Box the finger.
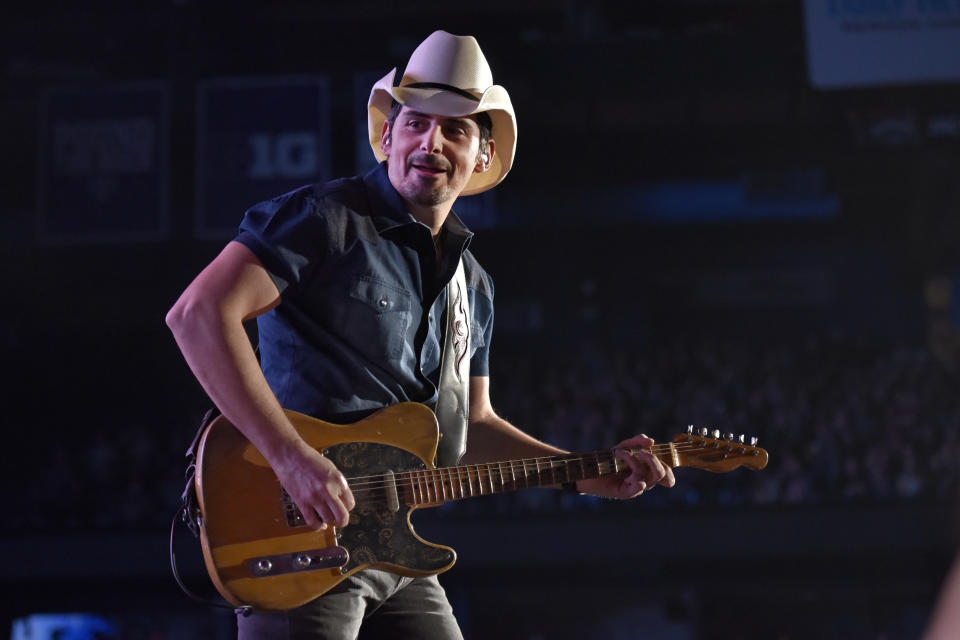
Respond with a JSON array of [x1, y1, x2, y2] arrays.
[[312, 499, 337, 530], [614, 449, 649, 497], [659, 464, 677, 488], [613, 433, 655, 450], [339, 476, 356, 512], [636, 450, 670, 487], [617, 448, 666, 490], [298, 500, 328, 530], [326, 491, 350, 528]]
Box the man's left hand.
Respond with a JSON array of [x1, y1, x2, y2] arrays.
[[576, 434, 676, 499]]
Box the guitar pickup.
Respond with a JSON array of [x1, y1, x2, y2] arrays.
[[247, 546, 350, 577]]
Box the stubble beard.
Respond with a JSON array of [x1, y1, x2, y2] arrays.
[[398, 172, 455, 208]]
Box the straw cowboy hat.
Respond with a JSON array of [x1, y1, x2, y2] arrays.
[[368, 30, 517, 196]]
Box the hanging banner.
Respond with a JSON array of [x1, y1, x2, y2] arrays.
[[804, 0, 960, 89], [39, 83, 169, 244], [196, 76, 331, 237]]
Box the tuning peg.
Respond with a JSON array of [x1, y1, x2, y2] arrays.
[[712, 429, 720, 439], [738, 434, 745, 444], [687, 425, 694, 435], [750, 436, 759, 446], [725, 433, 734, 441], [700, 427, 708, 437]]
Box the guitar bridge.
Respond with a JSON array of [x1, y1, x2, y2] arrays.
[[280, 488, 306, 527], [247, 546, 350, 578]]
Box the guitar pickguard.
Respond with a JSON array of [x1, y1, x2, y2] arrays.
[[325, 442, 454, 574]]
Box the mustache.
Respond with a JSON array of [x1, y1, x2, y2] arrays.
[[408, 153, 451, 172]]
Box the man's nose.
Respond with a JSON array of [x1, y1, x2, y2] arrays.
[[419, 123, 443, 153]]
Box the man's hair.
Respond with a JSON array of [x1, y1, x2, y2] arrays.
[[386, 100, 493, 156]]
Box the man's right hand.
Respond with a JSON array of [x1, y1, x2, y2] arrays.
[[274, 444, 356, 530]]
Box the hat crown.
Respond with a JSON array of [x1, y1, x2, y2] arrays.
[[399, 31, 493, 95]]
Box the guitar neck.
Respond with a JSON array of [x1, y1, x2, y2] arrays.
[[395, 447, 674, 507]]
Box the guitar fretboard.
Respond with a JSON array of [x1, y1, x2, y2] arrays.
[[388, 447, 673, 506]]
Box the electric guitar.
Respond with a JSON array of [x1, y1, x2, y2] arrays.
[[193, 402, 768, 611]]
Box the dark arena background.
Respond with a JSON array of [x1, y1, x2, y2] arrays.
[[3, 2, 960, 638]]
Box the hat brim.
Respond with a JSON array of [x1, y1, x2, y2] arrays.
[[368, 69, 516, 196]]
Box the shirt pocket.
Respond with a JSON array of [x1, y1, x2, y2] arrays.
[[345, 275, 412, 362]]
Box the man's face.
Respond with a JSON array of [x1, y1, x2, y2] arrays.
[[380, 106, 489, 208]]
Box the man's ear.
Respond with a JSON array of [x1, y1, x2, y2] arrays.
[[379, 120, 392, 156], [475, 139, 496, 173]]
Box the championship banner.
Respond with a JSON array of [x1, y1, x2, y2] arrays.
[[804, 0, 960, 89], [196, 76, 331, 237], [38, 83, 169, 244]]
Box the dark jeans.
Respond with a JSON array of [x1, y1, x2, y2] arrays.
[[236, 569, 464, 639]]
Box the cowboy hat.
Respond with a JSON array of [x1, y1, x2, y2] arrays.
[[367, 30, 517, 196]]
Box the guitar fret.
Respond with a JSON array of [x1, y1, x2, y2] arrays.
[[403, 471, 414, 505], [509, 460, 517, 492], [486, 463, 496, 493], [466, 465, 475, 496], [453, 467, 463, 500]]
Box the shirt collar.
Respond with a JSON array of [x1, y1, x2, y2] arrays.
[[362, 162, 475, 249]]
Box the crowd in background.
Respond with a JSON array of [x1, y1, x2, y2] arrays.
[[11, 323, 959, 535], [483, 328, 960, 516]]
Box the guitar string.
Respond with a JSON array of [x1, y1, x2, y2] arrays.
[[283, 442, 763, 518], [341, 442, 754, 495], [343, 442, 750, 492]]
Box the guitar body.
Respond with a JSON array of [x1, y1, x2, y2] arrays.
[[193, 401, 769, 611], [194, 402, 456, 611]]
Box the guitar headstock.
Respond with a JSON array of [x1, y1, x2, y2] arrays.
[[668, 427, 769, 472]]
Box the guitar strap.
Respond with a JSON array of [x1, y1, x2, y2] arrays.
[[434, 257, 470, 467]]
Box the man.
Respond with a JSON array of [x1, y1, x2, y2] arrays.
[[167, 30, 675, 639]]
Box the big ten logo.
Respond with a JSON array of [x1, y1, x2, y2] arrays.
[[247, 131, 319, 180]]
